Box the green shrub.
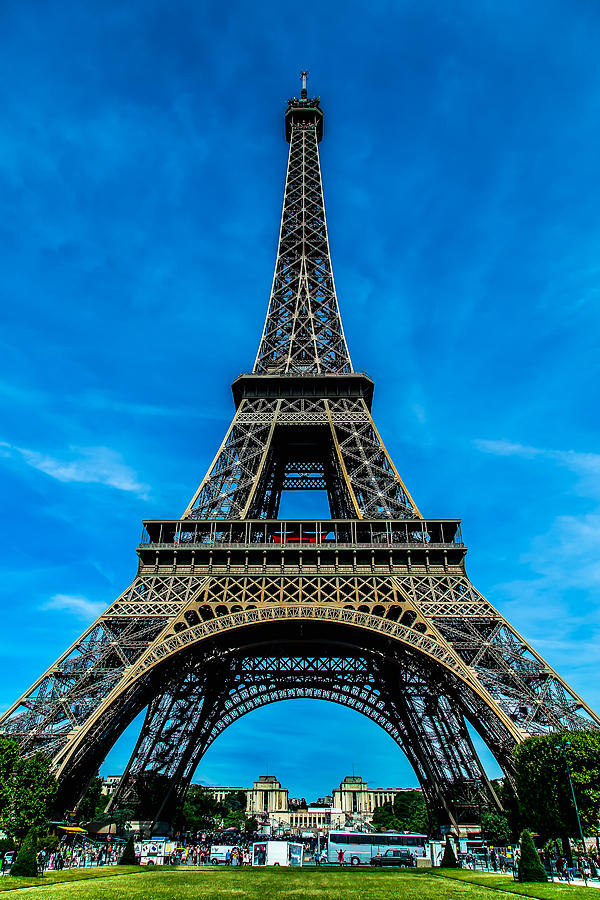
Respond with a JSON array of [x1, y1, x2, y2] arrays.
[[119, 834, 138, 865], [440, 836, 457, 868], [10, 829, 38, 877], [517, 830, 547, 882]]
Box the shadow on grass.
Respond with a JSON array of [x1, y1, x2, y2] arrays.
[[432, 867, 597, 899], [0, 865, 146, 892]]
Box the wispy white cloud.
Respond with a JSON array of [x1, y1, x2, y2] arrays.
[[478, 440, 600, 604], [475, 439, 600, 499], [41, 593, 105, 621], [475, 438, 600, 702], [475, 438, 600, 470], [2, 442, 150, 499]]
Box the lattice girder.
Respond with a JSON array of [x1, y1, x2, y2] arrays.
[[184, 398, 419, 520], [1, 551, 596, 818], [107, 651, 500, 826], [254, 109, 351, 375]]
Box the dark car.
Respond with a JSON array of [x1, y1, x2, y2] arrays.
[[370, 848, 415, 867]]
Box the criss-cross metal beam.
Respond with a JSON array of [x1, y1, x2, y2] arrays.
[[254, 93, 351, 375], [107, 651, 500, 827]]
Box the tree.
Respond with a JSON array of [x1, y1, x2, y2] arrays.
[[481, 811, 511, 845], [492, 778, 521, 840], [223, 808, 246, 830], [517, 830, 547, 883], [440, 836, 457, 868], [372, 803, 395, 831], [392, 790, 428, 833], [95, 807, 134, 837], [0, 738, 57, 841], [10, 828, 38, 877], [223, 791, 247, 813], [119, 834, 139, 865], [133, 771, 173, 820], [37, 831, 59, 852], [77, 776, 107, 821], [177, 785, 221, 833], [176, 785, 255, 835], [515, 731, 600, 852], [372, 791, 429, 834], [0, 837, 15, 856]]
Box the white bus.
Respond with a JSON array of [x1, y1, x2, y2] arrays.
[[327, 831, 428, 866]]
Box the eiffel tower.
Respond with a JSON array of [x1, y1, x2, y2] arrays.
[[2, 74, 598, 830]]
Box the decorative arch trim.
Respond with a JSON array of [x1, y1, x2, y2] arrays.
[[54, 603, 521, 777]]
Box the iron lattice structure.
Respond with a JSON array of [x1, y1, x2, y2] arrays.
[[1, 77, 598, 828]]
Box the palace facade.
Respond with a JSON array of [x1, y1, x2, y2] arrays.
[[99, 772, 416, 836], [204, 774, 414, 835]]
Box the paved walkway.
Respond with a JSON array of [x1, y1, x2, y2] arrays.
[[464, 868, 600, 890]]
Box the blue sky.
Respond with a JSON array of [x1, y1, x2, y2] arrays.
[[1, 0, 600, 801]]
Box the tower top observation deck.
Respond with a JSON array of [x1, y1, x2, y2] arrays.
[[285, 71, 323, 142]]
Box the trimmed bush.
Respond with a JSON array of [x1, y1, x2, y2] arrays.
[[10, 829, 38, 877], [440, 836, 457, 868], [517, 830, 547, 882], [119, 834, 138, 865]]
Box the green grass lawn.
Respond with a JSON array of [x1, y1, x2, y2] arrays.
[[1, 865, 597, 899]]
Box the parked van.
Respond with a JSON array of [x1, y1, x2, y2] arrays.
[[209, 845, 236, 865]]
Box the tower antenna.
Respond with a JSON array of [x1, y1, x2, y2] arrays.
[[300, 70, 308, 99]]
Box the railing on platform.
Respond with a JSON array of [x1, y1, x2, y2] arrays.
[[140, 519, 463, 550]]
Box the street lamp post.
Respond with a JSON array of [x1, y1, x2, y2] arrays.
[[560, 739, 586, 853], [559, 737, 588, 885]]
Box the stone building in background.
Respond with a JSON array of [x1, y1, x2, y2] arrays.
[[100, 771, 416, 835], [202, 773, 414, 835], [332, 775, 413, 818]]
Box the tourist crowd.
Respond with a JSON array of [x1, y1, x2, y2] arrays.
[[1, 840, 124, 875]]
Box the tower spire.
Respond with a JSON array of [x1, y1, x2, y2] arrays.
[[254, 84, 352, 374], [300, 70, 308, 99]]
